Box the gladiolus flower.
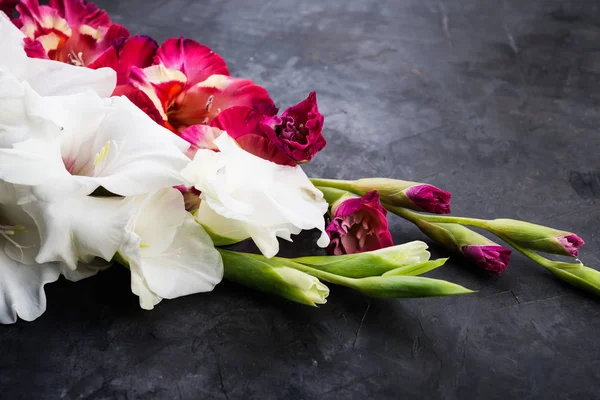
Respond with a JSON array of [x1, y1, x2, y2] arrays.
[[195, 92, 327, 165], [181, 133, 329, 258], [260, 92, 325, 163], [128, 37, 275, 132], [325, 191, 394, 255], [119, 188, 223, 310]]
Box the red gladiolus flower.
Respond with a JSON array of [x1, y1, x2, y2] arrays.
[[261, 92, 326, 163], [326, 191, 394, 255], [127, 37, 275, 132]]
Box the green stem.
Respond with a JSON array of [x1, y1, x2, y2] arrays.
[[384, 204, 489, 228], [310, 178, 354, 191]]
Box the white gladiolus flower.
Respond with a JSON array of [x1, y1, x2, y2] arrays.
[[119, 188, 224, 310], [0, 181, 111, 323], [181, 133, 330, 258]]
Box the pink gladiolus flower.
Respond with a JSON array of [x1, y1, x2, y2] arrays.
[[462, 245, 511, 275], [7, 0, 157, 86], [557, 234, 585, 257], [326, 191, 394, 255], [127, 37, 276, 133], [405, 184, 452, 214]]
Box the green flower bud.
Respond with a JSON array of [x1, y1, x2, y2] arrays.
[[291, 241, 431, 278], [219, 249, 329, 307]]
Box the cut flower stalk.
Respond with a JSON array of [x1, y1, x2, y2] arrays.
[[232, 251, 474, 300]]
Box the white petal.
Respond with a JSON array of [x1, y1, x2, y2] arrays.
[[22, 196, 134, 270], [183, 133, 329, 258], [196, 201, 250, 244], [89, 97, 190, 196], [0, 247, 61, 324], [130, 188, 186, 257], [120, 233, 162, 310], [140, 214, 223, 300]]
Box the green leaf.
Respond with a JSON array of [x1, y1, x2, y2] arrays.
[[349, 275, 475, 298], [382, 258, 449, 277]]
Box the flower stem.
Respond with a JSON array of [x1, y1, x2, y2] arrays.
[[384, 204, 489, 228]]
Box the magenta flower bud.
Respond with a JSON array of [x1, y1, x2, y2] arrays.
[[484, 219, 585, 257], [557, 234, 585, 257], [326, 191, 394, 255], [462, 245, 511, 275], [411, 220, 512, 274], [405, 184, 451, 214]]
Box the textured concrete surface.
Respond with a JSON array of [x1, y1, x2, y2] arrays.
[[2, 0, 600, 399]]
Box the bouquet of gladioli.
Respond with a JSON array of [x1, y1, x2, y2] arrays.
[[0, 0, 597, 324]]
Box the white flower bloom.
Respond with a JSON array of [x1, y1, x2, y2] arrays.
[[0, 12, 115, 98], [0, 181, 108, 324], [181, 133, 330, 258], [119, 188, 223, 310], [0, 93, 191, 202]]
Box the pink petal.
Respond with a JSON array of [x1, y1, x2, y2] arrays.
[[23, 37, 50, 59], [129, 65, 187, 126], [49, 0, 111, 29], [170, 75, 275, 128], [16, 1, 72, 40], [155, 37, 229, 87], [180, 124, 223, 151]]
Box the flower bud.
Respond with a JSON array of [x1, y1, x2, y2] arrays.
[[219, 249, 329, 306], [325, 191, 393, 255], [311, 178, 451, 214], [484, 219, 584, 257], [292, 241, 431, 278], [414, 220, 511, 274]]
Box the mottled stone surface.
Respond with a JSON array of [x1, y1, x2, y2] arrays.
[[2, 0, 600, 399]]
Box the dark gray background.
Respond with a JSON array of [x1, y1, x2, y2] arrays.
[[2, 0, 600, 399]]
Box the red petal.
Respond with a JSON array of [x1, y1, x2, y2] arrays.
[[155, 37, 229, 87], [170, 75, 275, 128], [209, 106, 263, 139], [0, 0, 18, 18], [112, 85, 164, 126], [236, 135, 296, 166], [88, 35, 157, 85]]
